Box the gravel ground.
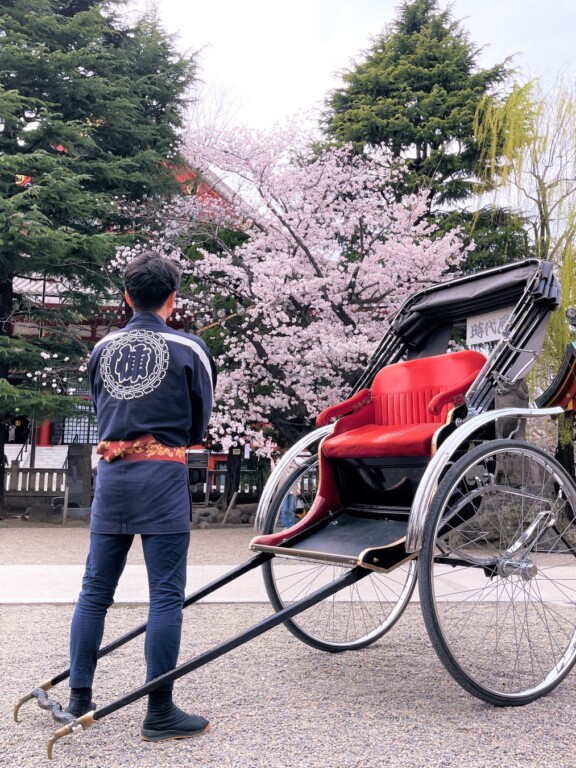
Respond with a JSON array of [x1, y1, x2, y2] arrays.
[[2, 523, 576, 767]]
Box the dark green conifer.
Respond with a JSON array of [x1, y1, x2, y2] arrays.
[[324, 0, 527, 268], [0, 0, 196, 504]]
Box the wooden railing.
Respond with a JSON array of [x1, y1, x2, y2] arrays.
[[4, 464, 67, 495], [190, 469, 264, 503]]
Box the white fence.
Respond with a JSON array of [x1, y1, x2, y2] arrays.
[[4, 467, 261, 499], [4, 466, 67, 494]]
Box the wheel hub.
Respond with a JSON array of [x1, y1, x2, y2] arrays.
[[497, 558, 538, 581]]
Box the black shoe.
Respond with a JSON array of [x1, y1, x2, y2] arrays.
[[142, 692, 210, 742], [141, 713, 210, 742], [65, 687, 96, 718]]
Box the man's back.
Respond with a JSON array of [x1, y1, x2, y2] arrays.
[[89, 310, 215, 447]]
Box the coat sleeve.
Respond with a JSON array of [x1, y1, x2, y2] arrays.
[[87, 349, 99, 416], [187, 340, 217, 444]]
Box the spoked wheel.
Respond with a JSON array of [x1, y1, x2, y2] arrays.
[[262, 456, 417, 652], [419, 439, 576, 705]]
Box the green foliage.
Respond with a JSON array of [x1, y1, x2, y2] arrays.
[[324, 0, 511, 207], [0, 0, 197, 426], [474, 83, 535, 186], [0, 334, 45, 369], [0, 377, 83, 422], [0, 335, 83, 421], [475, 78, 576, 263], [477, 77, 576, 458], [436, 207, 532, 272]]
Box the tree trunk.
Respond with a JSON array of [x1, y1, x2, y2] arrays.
[[0, 273, 13, 515], [221, 446, 242, 509], [270, 409, 310, 448]]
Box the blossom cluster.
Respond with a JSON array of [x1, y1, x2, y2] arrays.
[[27, 351, 88, 395], [111, 122, 468, 454], [181, 125, 467, 450]]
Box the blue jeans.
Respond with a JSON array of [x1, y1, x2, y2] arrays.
[[280, 493, 296, 528], [70, 531, 189, 691]]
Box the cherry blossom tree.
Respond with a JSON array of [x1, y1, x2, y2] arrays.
[[114, 124, 468, 453], [183, 126, 467, 448]]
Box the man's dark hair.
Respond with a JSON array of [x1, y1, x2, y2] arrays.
[[124, 252, 181, 311]]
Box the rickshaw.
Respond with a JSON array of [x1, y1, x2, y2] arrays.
[[14, 259, 576, 759]]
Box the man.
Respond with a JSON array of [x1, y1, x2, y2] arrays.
[[67, 252, 216, 742]]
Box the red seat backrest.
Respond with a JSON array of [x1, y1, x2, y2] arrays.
[[371, 350, 486, 426]]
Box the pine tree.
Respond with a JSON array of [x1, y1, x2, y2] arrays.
[[325, 0, 509, 204], [323, 0, 525, 268], [0, 0, 197, 507]]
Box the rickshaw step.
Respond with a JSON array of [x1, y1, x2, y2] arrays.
[[254, 509, 411, 572]]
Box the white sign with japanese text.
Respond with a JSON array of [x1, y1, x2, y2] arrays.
[[466, 308, 514, 346]]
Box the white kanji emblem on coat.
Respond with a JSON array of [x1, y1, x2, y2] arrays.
[[100, 330, 169, 399], [114, 343, 152, 384]]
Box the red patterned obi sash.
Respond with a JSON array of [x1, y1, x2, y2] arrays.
[[96, 434, 187, 465]]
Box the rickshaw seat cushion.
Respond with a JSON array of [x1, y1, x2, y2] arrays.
[[322, 422, 440, 457], [322, 350, 485, 459]]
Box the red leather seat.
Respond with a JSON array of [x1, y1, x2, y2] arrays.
[[321, 350, 486, 459], [250, 350, 486, 551]]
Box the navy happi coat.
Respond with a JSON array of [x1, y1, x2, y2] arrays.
[[88, 311, 216, 534]]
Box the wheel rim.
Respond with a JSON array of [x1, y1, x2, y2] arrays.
[[264, 457, 417, 650], [425, 443, 576, 701], [268, 556, 417, 649]]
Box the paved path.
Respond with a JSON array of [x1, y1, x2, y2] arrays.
[[1, 522, 575, 605], [0, 524, 266, 602], [0, 564, 273, 603]]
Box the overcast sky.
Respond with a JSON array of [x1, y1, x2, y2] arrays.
[[137, 0, 576, 129]]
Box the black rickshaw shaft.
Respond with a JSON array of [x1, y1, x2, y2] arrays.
[[18, 552, 272, 705], [91, 550, 271, 666], [53, 552, 271, 686], [93, 565, 369, 720], [46, 565, 369, 758]]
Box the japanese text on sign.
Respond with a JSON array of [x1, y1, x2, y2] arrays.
[[466, 308, 513, 345]]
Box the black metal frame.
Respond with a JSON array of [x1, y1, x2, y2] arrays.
[[14, 553, 370, 759], [354, 260, 560, 412]]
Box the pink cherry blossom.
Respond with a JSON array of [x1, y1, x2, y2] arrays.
[[115, 123, 468, 452]]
